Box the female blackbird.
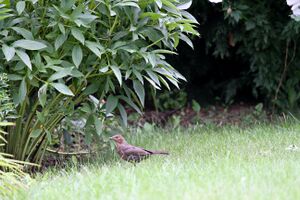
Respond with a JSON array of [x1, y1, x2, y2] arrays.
[[110, 134, 169, 163]]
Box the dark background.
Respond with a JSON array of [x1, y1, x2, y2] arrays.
[[154, 0, 300, 111]]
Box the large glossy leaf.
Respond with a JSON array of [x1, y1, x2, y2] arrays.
[[30, 129, 42, 138], [166, 76, 179, 89], [156, 0, 162, 8], [110, 65, 122, 86], [179, 33, 194, 49], [144, 76, 160, 90], [93, 116, 102, 136], [158, 75, 170, 90], [16, 1, 25, 15], [177, 0, 192, 10], [11, 27, 34, 39], [72, 45, 83, 67], [119, 96, 142, 114], [113, 1, 139, 8], [85, 41, 103, 58], [181, 11, 199, 24], [133, 80, 145, 106], [45, 129, 51, 143], [48, 68, 73, 82], [15, 50, 31, 70], [71, 28, 85, 44], [105, 95, 118, 115], [161, 0, 178, 10], [58, 23, 65, 35], [55, 34, 68, 50], [13, 40, 47, 50], [51, 83, 74, 96], [15, 78, 26, 105], [146, 69, 161, 86], [133, 70, 144, 84], [118, 104, 127, 127], [38, 84, 47, 107], [2, 44, 15, 61]]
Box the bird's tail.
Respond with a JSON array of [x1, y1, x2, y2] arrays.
[[150, 150, 169, 155]]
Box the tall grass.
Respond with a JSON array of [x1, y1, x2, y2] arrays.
[[13, 122, 300, 200], [0, 122, 31, 199]]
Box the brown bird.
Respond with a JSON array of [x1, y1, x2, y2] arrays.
[[110, 134, 169, 163]]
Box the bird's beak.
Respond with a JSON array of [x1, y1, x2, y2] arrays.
[[109, 137, 113, 140]]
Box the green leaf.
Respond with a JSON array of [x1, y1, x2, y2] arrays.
[[144, 76, 160, 90], [119, 96, 142, 114], [158, 75, 170, 90], [118, 104, 127, 127], [105, 95, 118, 116], [192, 100, 201, 113], [172, 69, 187, 81], [13, 40, 47, 50], [58, 23, 65, 35], [38, 84, 47, 107], [55, 34, 68, 50], [30, 0, 38, 4], [30, 129, 42, 138], [48, 68, 73, 81], [83, 83, 99, 95], [166, 76, 179, 89], [36, 111, 45, 123], [7, 74, 23, 81], [71, 28, 85, 44], [133, 70, 144, 84], [2, 44, 15, 61], [85, 41, 103, 58], [156, 0, 162, 8], [180, 33, 194, 49], [11, 27, 34, 39], [78, 13, 98, 23], [45, 129, 51, 143], [114, 2, 139, 8], [72, 45, 83, 67], [133, 80, 145, 106], [146, 69, 160, 86], [161, 0, 178, 10], [93, 116, 102, 136], [15, 78, 26, 105], [16, 50, 31, 70], [125, 70, 132, 80], [152, 49, 177, 55], [16, 1, 25, 15], [110, 65, 122, 86], [51, 83, 74, 96], [177, 1, 192, 10], [182, 11, 199, 24]]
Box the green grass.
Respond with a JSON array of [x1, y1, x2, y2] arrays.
[[13, 123, 300, 200]]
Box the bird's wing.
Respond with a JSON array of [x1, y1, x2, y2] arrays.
[[122, 145, 151, 156]]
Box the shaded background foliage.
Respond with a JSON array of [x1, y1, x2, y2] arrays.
[[161, 0, 300, 111]]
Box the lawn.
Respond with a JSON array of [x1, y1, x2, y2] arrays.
[[14, 122, 300, 200]]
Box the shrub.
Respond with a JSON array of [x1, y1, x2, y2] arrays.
[[0, 0, 198, 164]]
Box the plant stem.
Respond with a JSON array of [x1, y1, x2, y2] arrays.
[[146, 32, 176, 49]]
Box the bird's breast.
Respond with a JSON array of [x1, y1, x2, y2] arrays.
[[116, 144, 126, 158]]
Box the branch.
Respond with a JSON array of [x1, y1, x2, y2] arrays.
[[46, 148, 94, 155]]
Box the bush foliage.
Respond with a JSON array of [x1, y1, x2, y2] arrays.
[[0, 0, 198, 164]]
